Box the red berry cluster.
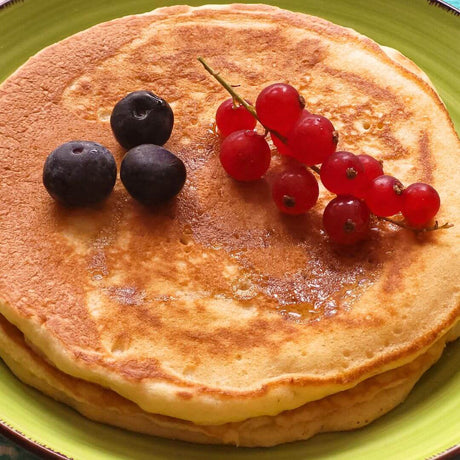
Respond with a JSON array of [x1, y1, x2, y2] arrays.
[[213, 80, 443, 245]]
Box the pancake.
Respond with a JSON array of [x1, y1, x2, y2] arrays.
[[0, 2, 459, 434], [0, 313, 458, 446]]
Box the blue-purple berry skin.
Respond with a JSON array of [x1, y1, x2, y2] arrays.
[[110, 91, 174, 149], [43, 140, 117, 206], [120, 144, 186, 206]]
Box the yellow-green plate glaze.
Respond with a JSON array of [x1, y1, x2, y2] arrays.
[[0, 1, 459, 458]]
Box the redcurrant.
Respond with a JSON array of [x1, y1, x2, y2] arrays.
[[219, 130, 271, 181], [272, 165, 319, 215], [402, 182, 440, 227], [256, 83, 305, 135], [215, 98, 256, 137], [320, 151, 369, 197], [323, 196, 370, 244], [365, 175, 404, 217], [357, 154, 384, 182], [271, 132, 294, 157], [287, 113, 338, 166]]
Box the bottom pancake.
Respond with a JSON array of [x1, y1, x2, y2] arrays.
[[0, 313, 457, 447]]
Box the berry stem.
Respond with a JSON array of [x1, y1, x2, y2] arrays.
[[198, 57, 259, 121], [378, 216, 453, 233], [198, 57, 287, 143]]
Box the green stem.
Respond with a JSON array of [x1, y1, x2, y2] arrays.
[[378, 217, 453, 233], [197, 57, 287, 143], [198, 57, 259, 120]]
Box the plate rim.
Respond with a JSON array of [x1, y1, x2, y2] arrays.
[[1, 414, 459, 460], [0, 417, 69, 460]]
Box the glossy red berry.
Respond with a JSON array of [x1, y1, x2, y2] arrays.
[[219, 130, 271, 181], [320, 151, 369, 197], [287, 113, 338, 166], [365, 175, 404, 217], [357, 154, 384, 182], [272, 165, 319, 215], [402, 182, 440, 227], [215, 98, 256, 137], [271, 132, 294, 157], [323, 196, 370, 245], [355, 154, 384, 199], [256, 83, 305, 136]]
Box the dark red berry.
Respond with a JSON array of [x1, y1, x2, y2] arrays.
[[365, 175, 404, 217], [323, 196, 371, 245], [320, 151, 369, 197], [215, 98, 256, 137], [402, 182, 440, 227], [287, 113, 338, 166], [272, 165, 319, 215], [219, 130, 271, 181], [256, 83, 305, 136]]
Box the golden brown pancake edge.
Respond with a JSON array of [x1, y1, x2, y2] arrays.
[[0, 313, 457, 446]]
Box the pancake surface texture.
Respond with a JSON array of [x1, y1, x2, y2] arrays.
[[0, 2, 459, 437]]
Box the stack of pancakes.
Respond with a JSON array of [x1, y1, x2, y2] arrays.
[[0, 4, 458, 447]]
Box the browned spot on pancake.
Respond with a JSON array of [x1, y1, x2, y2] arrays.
[[383, 260, 406, 295], [320, 66, 413, 160], [294, 38, 324, 68], [418, 131, 434, 183], [115, 357, 164, 381], [176, 391, 193, 400], [110, 333, 131, 354], [176, 317, 297, 358], [102, 300, 163, 335], [380, 228, 432, 295], [376, 130, 410, 160], [322, 66, 405, 104]]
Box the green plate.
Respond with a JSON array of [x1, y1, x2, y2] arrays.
[[0, 1, 459, 458]]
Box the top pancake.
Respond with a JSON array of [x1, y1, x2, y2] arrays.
[[0, 4, 458, 425]]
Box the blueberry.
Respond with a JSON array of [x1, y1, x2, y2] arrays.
[[120, 144, 186, 206], [110, 91, 174, 149], [43, 141, 117, 206]]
